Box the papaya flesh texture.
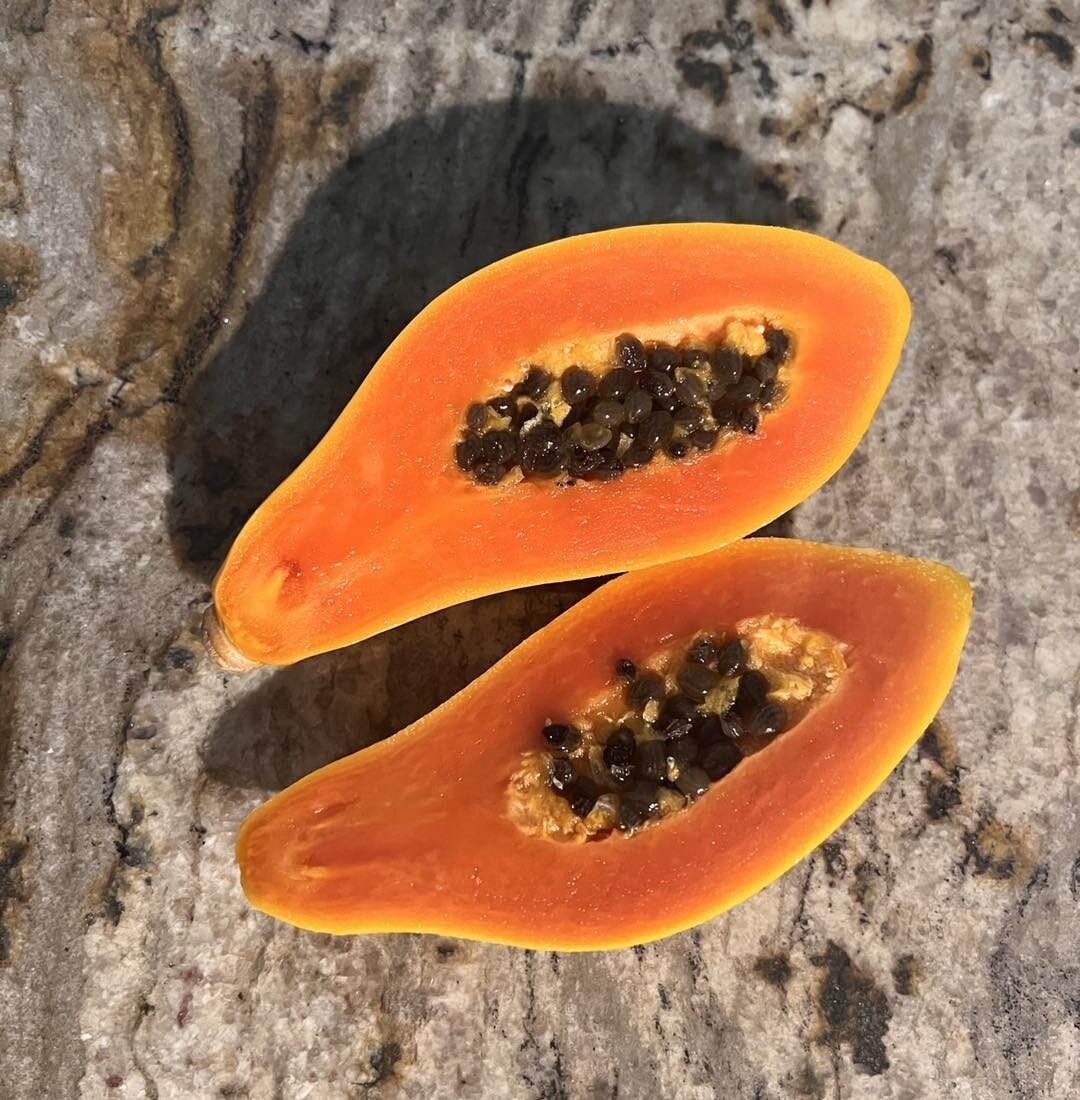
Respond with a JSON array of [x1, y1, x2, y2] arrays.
[[209, 224, 911, 667], [237, 539, 971, 950]]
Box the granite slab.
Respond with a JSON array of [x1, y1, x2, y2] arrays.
[[1, 1, 1079, 1097]]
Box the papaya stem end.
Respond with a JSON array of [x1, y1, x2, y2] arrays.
[[203, 605, 262, 671]]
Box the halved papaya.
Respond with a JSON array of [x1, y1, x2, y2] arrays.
[[237, 539, 971, 950], [206, 224, 911, 668]]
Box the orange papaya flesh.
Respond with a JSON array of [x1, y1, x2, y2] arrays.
[[210, 224, 911, 667], [236, 539, 971, 951]]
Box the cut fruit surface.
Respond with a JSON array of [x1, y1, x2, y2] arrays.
[[210, 224, 910, 667], [507, 613, 848, 842], [236, 539, 971, 951]]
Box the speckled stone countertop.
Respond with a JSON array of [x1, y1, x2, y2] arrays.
[[1, 2, 1078, 1097]]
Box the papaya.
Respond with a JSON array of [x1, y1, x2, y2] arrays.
[[237, 539, 971, 950], [205, 224, 911, 668]]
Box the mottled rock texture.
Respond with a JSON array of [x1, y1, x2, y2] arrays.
[[1, 1, 1079, 1097]]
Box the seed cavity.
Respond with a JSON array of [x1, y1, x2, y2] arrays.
[[508, 615, 847, 842], [454, 323, 794, 487]]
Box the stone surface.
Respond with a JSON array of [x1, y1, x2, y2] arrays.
[[1, 0, 1079, 1097]]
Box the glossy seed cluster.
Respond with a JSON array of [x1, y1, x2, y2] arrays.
[[543, 635, 789, 834], [454, 327, 792, 486]]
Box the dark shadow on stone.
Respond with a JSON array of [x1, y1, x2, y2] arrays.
[[202, 578, 603, 791], [179, 97, 809, 791], [167, 97, 803, 576], [750, 508, 797, 539]]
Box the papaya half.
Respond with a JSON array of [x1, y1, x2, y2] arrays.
[[205, 224, 911, 668], [237, 539, 971, 950]]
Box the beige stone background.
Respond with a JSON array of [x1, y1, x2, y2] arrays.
[[1, 1, 1079, 1097]]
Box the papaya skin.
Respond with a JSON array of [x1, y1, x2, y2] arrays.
[[236, 539, 971, 951], [209, 224, 911, 667]]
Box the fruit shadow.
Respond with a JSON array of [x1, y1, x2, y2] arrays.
[[178, 96, 808, 791], [202, 579, 605, 791]]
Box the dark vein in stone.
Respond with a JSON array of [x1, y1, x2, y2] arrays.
[[1, 46, 276, 540], [766, 0, 795, 35], [1024, 29, 1074, 66], [0, 408, 114, 561], [129, 994, 161, 1100], [0, 837, 30, 964], [676, 57, 729, 104], [505, 126, 549, 240], [493, 45, 531, 119], [790, 859, 814, 939], [7, 0, 50, 35], [3, 84, 26, 212], [0, 392, 80, 491], [559, 0, 596, 46], [290, 30, 332, 56], [161, 64, 277, 402], [99, 668, 154, 926], [0, 9, 203, 545], [129, 5, 194, 276], [892, 35, 934, 113]]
